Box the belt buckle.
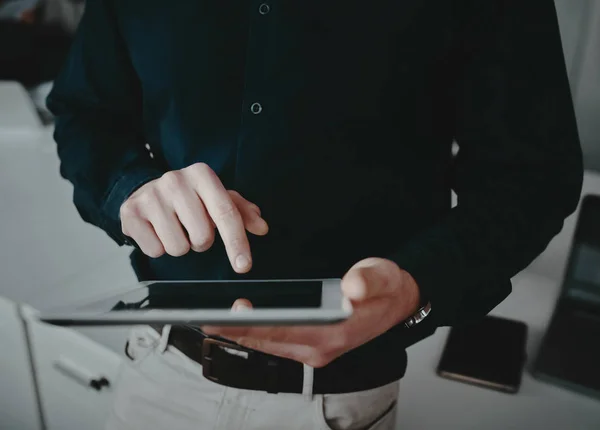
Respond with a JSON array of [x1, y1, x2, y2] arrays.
[[201, 338, 251, 384], [201, 337, 281, 393]]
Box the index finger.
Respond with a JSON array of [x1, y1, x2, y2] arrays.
[[192, 168, 252, 273]]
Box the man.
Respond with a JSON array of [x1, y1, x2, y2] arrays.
[[47, 0, 583, 428]]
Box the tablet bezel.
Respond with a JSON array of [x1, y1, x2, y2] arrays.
[[36, 278, 352, 326]]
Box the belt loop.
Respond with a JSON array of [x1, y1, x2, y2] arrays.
[[157, 324, 172, 354], [302, 364, 314, 400]]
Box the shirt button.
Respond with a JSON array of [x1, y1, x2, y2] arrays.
[[259, 3, 270, 15], [250, 102, 263, 114]]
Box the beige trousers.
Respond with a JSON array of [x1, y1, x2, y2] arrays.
[[104, 326, 400, 430]]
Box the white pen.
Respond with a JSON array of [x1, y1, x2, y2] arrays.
[[53, 356, 110, 391]]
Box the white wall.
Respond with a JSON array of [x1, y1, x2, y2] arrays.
[[555, 0, 600, 171], [574, 1, 600, 171]]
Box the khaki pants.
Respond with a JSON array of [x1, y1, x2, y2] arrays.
[[104, 326, 400, 430]]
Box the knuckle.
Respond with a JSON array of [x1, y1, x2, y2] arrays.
[[166, 241, 191, 257], [143, 246, 165, 259], [228, 190, 241, 198], [160, 171, 184, 189], [316, 330, 347, 357], [330, 328, 350, 352], [120, 219, 132, 236], [188, 162, 212, 176], [216, 201, 238, 220], [191, 235, 215, 252], [308, 354, 332, 369], [229, 236, 246, 252], [137, 188, 160, 206], [237, 337, 257, 350], [119, 201, 139, 220]]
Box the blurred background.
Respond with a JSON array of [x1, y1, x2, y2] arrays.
[[0, 1, 599, 430]]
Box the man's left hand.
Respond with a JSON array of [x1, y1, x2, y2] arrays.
[[203, 258, 421, 368]]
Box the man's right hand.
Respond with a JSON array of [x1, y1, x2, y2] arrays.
[[119, 162, 269, 273]]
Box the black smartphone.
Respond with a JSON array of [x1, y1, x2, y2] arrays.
[[437, 315, 528, 394]]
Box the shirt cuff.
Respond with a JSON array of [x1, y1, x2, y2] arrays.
[[387, 243, 450, 348], [388, 228, 512, 338], [390, 254, 454, 326]]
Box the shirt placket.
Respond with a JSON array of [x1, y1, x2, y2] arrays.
[[240, 1, 277, 125]]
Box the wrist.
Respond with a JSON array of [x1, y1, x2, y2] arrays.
[[385, 258, 422, 326], [401, 269, 421, 316]]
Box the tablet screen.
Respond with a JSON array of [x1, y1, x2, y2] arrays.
[[117, 281, 322, 311], [55, 280, 324, 313]]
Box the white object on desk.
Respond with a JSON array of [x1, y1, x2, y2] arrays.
[[54, 355, 111, 391]]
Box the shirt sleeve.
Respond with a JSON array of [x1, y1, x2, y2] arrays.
[[46, 0, 165, 246], [390, 0, 583, 340]]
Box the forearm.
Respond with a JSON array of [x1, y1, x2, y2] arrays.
[[391, 0, 583, 335], [51, 110, 164, 243], [47, 0, 165, 244]]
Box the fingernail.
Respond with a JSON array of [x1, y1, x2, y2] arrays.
[[257, 218, 269, 234], [235, 254, 251, 270], [234, 303, 251, 312]]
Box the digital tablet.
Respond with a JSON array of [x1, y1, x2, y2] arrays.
[[36, 279, 352, 326]]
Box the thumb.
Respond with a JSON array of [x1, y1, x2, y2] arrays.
[[341, 258, 403, 302]]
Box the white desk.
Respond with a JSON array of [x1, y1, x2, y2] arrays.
[[0, 296, 124, 430], [20, 305, 123, 430], [0, 297, 43, 430]]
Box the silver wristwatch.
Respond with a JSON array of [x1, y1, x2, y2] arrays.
[[403, 302, 432, 328]]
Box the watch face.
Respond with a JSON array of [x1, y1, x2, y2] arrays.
[[406, 303, 431, 328]]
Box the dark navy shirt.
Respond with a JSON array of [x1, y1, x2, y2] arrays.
[[47, 0, 583, 381]]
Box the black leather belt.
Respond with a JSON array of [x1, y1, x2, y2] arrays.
[[155, 324, 304, 394], [125, 324, 398, 394]]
